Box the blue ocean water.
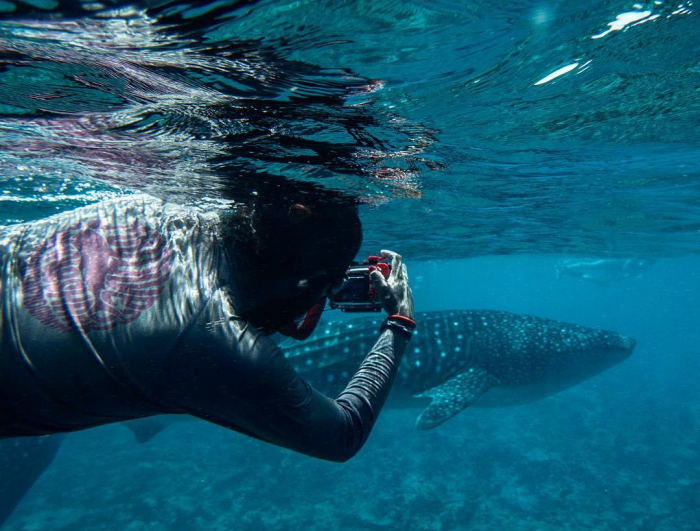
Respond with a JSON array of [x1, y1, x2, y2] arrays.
[[1, 1, 699, 530], [6, 257, 700, 531]]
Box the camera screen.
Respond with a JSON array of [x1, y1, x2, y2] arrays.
[[332, 275, 369, 304]]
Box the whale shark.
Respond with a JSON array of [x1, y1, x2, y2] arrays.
[[283, 310, 636, 429], [0, 310, 635, 525]]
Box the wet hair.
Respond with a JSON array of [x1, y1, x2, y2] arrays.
[[221, 175, 362, 289]]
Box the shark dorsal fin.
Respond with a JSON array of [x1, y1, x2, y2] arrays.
[[415, 368, 500, 430]]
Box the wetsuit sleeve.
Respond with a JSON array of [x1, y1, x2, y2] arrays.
[[159, 306, 408, 462]]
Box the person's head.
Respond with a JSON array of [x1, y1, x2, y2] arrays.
[[221, 176, 362, 335]]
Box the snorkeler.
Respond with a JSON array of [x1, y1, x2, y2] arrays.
[[0, 181, 414, 462]]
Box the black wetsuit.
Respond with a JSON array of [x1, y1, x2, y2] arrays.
[[0, 196, 407, 461]]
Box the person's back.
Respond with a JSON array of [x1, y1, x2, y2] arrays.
[[0, 187, 415, 462], [0, 195, 222, 435]]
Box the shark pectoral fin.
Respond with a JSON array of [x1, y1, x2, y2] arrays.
[[414, 369, 499, 430]]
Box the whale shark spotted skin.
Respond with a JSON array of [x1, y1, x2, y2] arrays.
[[0, 310, 635, 522], [284, 310, 636, 429]]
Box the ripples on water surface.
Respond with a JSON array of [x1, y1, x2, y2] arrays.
[[0, 0, 698, 258]]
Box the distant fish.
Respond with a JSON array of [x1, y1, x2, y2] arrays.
[[285, 310, 636, 429], [555, 258, 655, 284]]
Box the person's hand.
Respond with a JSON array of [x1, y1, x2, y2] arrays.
[[370, 250, 414, 320]]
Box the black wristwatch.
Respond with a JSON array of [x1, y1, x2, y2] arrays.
[[380, 315, 416, 339]]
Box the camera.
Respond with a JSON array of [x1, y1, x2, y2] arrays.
[[329, 255, 391, 312]]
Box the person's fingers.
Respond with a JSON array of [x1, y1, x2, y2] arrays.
[[394, 260, 402, 282], [381, 250, 402, 280], [370, 269, 389, 293], [380, 249, 397, 270]]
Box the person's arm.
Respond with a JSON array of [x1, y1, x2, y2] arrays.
[[158, 250, 413, 462], [164, 316, 409, 462]]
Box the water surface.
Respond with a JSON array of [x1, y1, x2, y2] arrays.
[[1, 0, 697, 258]]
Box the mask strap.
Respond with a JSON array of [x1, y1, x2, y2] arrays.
[[278, 297, 327, 340]]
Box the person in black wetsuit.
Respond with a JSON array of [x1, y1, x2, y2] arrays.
[[0, 182, 414, 462]]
